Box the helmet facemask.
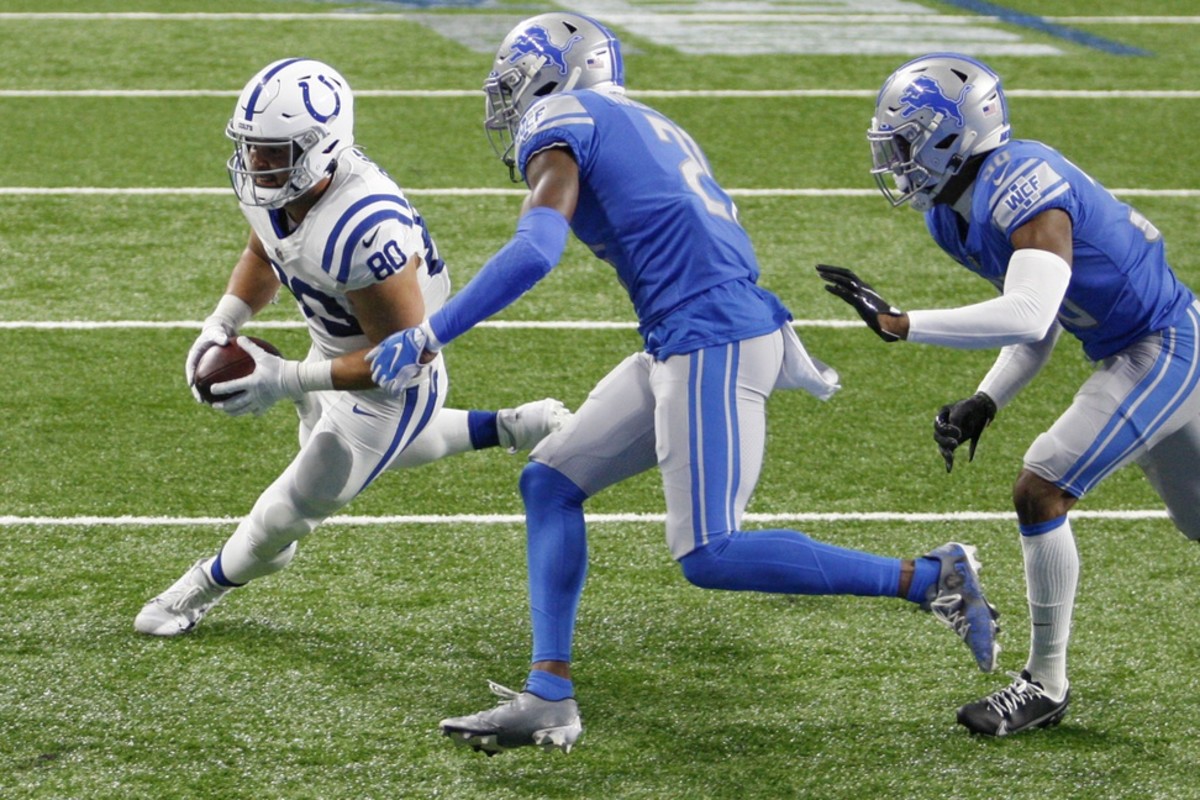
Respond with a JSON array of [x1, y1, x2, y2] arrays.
[[484, 61, 584, 175], [869, 117, 974, 212], [226, 126, 328, 209]]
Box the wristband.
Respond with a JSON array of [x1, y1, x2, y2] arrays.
[[296, 359, 335, 393], [210, 293, 253, 331], [419, 320, 443, 353]]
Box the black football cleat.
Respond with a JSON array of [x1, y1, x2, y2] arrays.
[[957, 670, 1070, 736]]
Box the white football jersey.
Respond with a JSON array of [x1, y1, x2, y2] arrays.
[[240, 148, 450, 359]]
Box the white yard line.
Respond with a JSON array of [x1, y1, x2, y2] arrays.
[[0, 12, 1195, 23], [0, 509, 1170, 527]]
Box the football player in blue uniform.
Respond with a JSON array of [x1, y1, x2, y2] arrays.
[[819, 53, 1200, 736], [370, 15, 999, 753], [134, 58, 570, 637]]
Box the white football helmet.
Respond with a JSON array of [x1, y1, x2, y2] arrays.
[[483, 12, 625, 173], [868, 53, 1010, 211], [226, 58, 355, 209]]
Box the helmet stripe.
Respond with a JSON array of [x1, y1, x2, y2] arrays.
[[576, 13, 623, 87], [243, 57, 306, 121]]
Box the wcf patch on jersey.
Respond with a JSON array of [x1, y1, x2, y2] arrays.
[[1004, 172, 1043, 211], [992, 160, 1067, 231]]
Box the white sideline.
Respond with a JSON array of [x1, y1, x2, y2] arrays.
[[0, 510, 1170, 527]]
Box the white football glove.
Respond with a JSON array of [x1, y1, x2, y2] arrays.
[[210, 337, 306, 417], [185, 324, 233, 402], [185, 294, 253, 402]]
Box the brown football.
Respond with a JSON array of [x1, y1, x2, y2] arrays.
[[192, 336, 282, 405]]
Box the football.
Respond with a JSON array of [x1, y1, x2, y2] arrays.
[[192, 336, 282, 405]]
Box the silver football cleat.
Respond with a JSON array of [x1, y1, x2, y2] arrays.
[[439, 680, 582, 755]]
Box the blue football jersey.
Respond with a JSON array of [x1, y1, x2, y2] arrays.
[[925, 139, 1194, 361], [515, 89, 790, 357]]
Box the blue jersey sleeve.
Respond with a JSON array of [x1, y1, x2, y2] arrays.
[[985, 153, 1076, 236], [516, 93, 597, 180], [428, 207, 570, 346]]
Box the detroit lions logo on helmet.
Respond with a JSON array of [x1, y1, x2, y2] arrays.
[[507, 25, 584, 76], [899, 76, 972, 128]]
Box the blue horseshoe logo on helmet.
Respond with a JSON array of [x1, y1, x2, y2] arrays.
[[300, 75, 342, 123]]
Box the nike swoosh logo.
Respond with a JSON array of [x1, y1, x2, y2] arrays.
[[352, 404, 379, 418], [362, 229, 380, 249]]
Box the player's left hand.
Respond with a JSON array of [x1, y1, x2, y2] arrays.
[[211, 336, 303, 417], [933, 392, 998, 473], [816, 264, 904, 342], [368, 323, 431, 396]]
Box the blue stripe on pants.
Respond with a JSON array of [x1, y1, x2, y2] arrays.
[[1061, 305, 1200, 496], [688, 343, 741, 551]]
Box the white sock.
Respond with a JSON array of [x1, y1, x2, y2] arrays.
[[1020, 516, 1079, 701]]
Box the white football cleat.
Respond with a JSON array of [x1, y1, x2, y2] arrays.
[[440, 681, 582, 755], [497, 398, 572, 453], [134, 558, 229, 637]]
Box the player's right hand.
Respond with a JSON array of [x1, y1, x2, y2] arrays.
[[933, 392, 998, 473], [815, 264, 904, 342], [185, 321, 235, 402]]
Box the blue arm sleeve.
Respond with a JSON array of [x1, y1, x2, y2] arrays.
[[428, 206, 570, 346]]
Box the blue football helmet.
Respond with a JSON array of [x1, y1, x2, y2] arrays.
[[483, 12, 625, 173], [869, 53, 1010, 211], [226, 58, 355, 209]]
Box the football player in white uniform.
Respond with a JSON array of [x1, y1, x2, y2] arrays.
[[135, 58, 571, 637]]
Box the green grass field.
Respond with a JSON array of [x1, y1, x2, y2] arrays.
[[2, 1, 1200, 798]]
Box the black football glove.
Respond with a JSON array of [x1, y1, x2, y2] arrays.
[[815, 264, 904, 342], [933, 392, 998, 473]]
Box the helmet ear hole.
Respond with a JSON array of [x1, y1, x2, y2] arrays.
[[934, 133, 959, 151]]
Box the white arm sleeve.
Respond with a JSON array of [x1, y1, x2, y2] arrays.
[[906, 249, 1071, 349], [976, 324, 1062, 409]]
